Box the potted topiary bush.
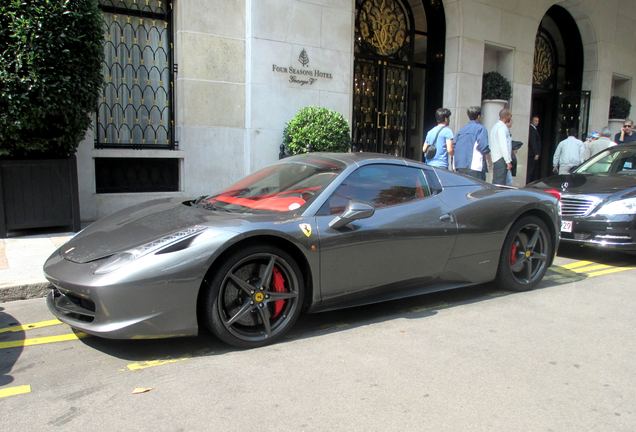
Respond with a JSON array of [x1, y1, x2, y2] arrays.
[[0, 0, 103, 237], [481, 71, 512, 132], [280, 106, 351, 158]]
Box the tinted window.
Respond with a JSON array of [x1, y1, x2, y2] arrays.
[[319, 164, 431, 215]]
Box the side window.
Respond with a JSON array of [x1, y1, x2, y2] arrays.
[[319, 165, 431, 215]]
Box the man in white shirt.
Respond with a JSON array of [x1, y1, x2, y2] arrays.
[[553, 128, 585, 174], [489, 108, 512, 185]]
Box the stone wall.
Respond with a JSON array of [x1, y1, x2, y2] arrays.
[[246, 0, 354, 173]]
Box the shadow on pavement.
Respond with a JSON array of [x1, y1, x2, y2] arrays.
[[75, 245, 636, 361], [0, 306, 24, 386], [79, 282, 517, 361]]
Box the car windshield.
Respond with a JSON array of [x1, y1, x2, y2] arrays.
[[575, 147, 636, 176], [196, 157, 345, 213]]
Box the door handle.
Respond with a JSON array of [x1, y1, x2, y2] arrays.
[[376, 111, 381, 128], [439, 213, 454, 223]]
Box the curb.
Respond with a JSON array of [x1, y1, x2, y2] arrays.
[[0, 282, 51, 303]]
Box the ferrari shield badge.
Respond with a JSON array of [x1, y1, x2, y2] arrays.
[[299, 223, 312, 237]]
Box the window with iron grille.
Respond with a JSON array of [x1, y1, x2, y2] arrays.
[[96, 0, 175, 149]]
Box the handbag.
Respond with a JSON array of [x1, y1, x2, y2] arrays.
[[424, 126, 446, 161]]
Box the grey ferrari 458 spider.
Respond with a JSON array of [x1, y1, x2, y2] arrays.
[[44, 153, 560, 348]]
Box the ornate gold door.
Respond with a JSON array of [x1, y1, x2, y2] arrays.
[[353, 0, 413, 156]]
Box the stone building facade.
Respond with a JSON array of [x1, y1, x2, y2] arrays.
[[78, 0, 636, 221]]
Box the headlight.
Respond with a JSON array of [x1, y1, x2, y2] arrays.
[[596, 198, 636, 215], [94, 225, 207, 274]]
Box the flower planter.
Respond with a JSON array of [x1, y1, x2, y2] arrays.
[[0, 156, 80, 237], [481, 99, 508, 133]]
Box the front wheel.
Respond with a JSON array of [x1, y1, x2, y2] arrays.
[[203, 245, 304, 348], [495, 216, 552, 292]]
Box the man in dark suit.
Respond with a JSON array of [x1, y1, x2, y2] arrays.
[[527, 115, 541, 183]]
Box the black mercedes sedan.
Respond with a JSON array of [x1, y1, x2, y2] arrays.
[[527, 143, 636, 251]]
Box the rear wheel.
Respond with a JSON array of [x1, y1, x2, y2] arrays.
[[203, 245, 304, 348], [495, 216, 552, 292]]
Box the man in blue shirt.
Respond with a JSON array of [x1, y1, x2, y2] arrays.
[[453, 106, 490, 180], [423, 108, 454, 169]]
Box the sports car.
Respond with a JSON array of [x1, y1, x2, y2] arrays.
[[44, 153, 560, 348], [527, 142, 636, 251]]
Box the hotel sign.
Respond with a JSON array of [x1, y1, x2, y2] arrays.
[[272, 49, 333, 86]]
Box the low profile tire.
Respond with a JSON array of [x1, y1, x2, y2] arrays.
[[495, 215, 552, 292], [203, 245, 304, 348]]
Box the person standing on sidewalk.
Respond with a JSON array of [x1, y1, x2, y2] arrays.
[[527, 115, 541, 183], [553, 128, 585, 174], [489, 108, 513, 185], [423, 108, 454, 169], [453, 106, 490, 180]]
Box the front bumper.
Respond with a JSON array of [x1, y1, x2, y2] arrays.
[[43, 249, 206, 339], [560, 214, 636, 251]]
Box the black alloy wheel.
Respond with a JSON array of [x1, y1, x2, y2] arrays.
[[496, 216, 552, 292], [204, 245, 304, 348]]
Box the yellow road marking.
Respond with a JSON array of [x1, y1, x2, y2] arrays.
[[0, 385, 31, 399], [126, 358, 189, 371], [0, 332, 87, 350], [569, 263, 616, 273], [561, 260, 594, 270], [0, 319, 62, 334], [587, 266, 636, 278]]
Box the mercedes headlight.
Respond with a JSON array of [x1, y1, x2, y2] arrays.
[[596, 198, 636, 216], [94, 225, 207, 274]]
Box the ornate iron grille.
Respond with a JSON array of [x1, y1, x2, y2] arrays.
[[533, 31, 555, 88], [382, 64, 408, 156], [355, 0, 413, 62], [353, 0, 414, 156], [96, 0, 175, 149], [352, 60, 380, 152]]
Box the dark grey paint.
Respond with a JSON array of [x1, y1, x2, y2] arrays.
[[44, 153, 560, 340]]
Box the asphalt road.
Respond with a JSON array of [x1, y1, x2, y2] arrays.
[[1, 244, 635, 431]]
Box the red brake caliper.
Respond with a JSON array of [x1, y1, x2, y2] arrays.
[[510, 241, 518, 265], [271, 267, 286, 318]]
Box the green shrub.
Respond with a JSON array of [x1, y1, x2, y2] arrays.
[[0, 0, 104, 158], [481, 71, 512, 101], [282, 106, 351, 156], [609, 96, 631, 119]]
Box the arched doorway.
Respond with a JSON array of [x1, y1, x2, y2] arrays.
[[529, 5, 589, 181], [352, 0, 445, 159]]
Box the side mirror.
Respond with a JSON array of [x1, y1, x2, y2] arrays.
[[328, 200, 375, 229]]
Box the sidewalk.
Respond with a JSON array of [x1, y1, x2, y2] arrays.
[[0, 231, 73, 302]]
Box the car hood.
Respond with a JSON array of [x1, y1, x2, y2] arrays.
[[59, 198, 283, 263], [529, 174, 636, 197]]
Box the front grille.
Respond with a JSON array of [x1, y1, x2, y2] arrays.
[[561, 195, 602, 217], [51, 287, 96, 323]]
